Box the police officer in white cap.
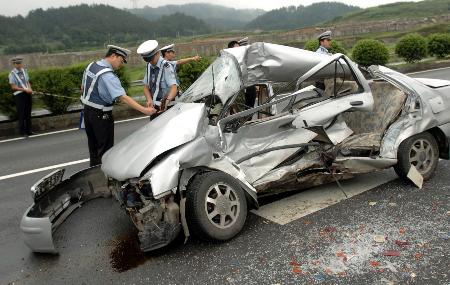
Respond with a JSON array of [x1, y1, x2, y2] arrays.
[[159, 43, 201, 96], [137, 40, 178, 119], [9, 56, 34, 137], [81, 45, 156, 166], [316, 30, 333, 55], [160, 43, 201, 70]]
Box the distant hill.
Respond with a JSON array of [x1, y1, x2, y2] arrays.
[[329, 0, 450, 24], [129, 3, 265, 31], [0, 4, 210, 54], [246, 2, 361, 31]]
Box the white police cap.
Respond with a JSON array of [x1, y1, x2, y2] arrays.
[[160, 43, 175, 53], [137, 40, 159, 57], [317, 31, 332, 41], [238, 37, 249, 46], [107, 45, 131, 63], [11, 56, 24, 64]]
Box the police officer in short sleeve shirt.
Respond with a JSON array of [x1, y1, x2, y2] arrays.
[[138, 40, 179, 120], [81, 45, 156, 166], [9, 57, 34, 136]]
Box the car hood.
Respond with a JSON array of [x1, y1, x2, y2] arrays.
[[101, 103, 207, 181]]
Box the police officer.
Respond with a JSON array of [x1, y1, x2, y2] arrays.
[[9, 57, 34, 137], [159, 43, 201, 96], [316, 30, 333, 55], [81, 45, 156, 166], [137, 40, 178, 119], [160, 43, 201, 70]]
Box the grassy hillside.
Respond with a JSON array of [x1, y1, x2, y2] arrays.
[[329, 0, 450, 24], [130, 3, 265, 31], [246, 2, 360, 31], [0, 4, 210, 55]]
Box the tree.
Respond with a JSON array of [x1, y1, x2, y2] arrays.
[[352, 39, 389, 66], [395, 34, 428, 63], [303, 39, 347, 54], [427, 33, 450, 59]]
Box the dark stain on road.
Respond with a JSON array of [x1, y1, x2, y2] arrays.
[[110, 234, 146, 272]]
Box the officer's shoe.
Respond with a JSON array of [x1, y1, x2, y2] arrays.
[[126, 192, 143, 208]]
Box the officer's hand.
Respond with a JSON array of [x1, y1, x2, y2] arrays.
[[193, 55, 201, 61], [26, 88, 33, 94], [146, 100, 152, 108], [143, 106, 157, 116]]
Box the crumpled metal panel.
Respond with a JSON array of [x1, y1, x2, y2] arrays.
[[222, 115, 318, 183], [101, 103, 207, 181], [253, 151, 322, 189], [141, 137, 214, 198], [322, 116, 354, 145], [206, 155, 259, 203], [334, 157, 397, 173], [369, 66, 450, 159], [178, 54, 243, 105], [223, 42, 347, 87], [20, 166, 109, 253]]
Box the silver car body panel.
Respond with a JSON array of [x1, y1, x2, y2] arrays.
[[21, 42, 450, 253], [369, 66, 450, 159], [101, 103, 207, 181], [20, 166, 108, 253]]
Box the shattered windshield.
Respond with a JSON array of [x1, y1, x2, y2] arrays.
[[178, 54, 242, 104]]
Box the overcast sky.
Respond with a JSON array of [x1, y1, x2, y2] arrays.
[[2, 0, 422, 17]]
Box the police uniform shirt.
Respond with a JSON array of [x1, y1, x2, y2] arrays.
[[168, 60, 182, 86], [142, 56, 178, 101], [83, 59, 126, 105], [168, 60, 177, 70], [316, 46, 331, 55], [9, 68, 30, 92]]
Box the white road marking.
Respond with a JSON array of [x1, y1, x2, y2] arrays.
[[0, 116, 148, 144], [407, 66, 450, 75], [251, 169, 397, 225], [0, 159, 89, 181]]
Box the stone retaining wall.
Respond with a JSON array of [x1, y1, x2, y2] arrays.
[[0, 105, 143, 139]]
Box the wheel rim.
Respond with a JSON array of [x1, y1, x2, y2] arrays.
[[409, 138, 434, 174], [204, 182, 240, 229]]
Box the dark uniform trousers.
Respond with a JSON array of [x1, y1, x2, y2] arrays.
[[14, 91, 32, 135], [83, 105, 114, 166]]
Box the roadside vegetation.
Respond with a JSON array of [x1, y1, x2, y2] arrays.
[[0, 57, 212, 119]]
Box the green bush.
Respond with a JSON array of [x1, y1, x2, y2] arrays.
[[0, 72, 17, 119], [31, 66, 82, 114], [427, 33, 450, 59], [395, 34, 428, 63], [303, 39, 347, 54], [0, 62, 130, 117], [352, 39, 389, 66], [177, 57, 213, 91]]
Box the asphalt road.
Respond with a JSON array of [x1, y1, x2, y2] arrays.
[[0, 68, 449, 285]]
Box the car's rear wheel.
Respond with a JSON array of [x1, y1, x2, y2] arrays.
[[186, 171, 247, 241], [394, 132, 439, 181]]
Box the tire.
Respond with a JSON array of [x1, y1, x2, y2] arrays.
[[186, 171, 247, 241], [394, 132, 439, 181]]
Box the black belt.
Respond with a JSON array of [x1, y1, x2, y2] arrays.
[[84, 104, 112, 114]]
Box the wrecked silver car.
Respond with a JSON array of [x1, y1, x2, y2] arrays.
[[20, 43, 450, 253]]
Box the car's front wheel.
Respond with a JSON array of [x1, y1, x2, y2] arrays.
[[186, 171, 247, 241], [394, 132, 439, 181]]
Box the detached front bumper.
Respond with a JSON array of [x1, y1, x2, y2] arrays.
[[20, 166, 111, 253]]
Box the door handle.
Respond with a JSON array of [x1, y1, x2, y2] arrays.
[[350, 101, 363, 106]]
